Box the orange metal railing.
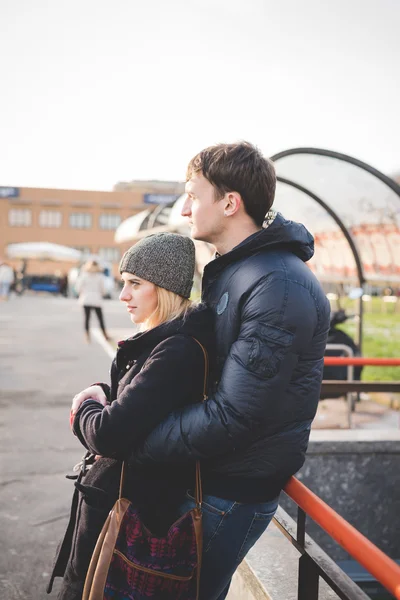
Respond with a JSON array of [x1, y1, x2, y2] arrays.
[[324, 357, 400, 366], [284, 477, 400, 600]]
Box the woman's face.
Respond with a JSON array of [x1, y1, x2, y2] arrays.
[[119, 272, 158, 324]]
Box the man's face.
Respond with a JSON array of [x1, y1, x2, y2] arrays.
[[182, 174, 225, 244]]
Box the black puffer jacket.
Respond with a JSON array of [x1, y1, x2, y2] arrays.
[[49, 305, 214, 599], [132, 214, 331, 502]]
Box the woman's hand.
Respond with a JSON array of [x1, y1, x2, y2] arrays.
[[71, 385, 108, 416]]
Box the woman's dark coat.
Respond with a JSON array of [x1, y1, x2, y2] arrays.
[[49, 306, 214, 600]]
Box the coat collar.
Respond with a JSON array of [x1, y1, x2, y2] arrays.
[[204, 212, 314, 282], [116, 303, 214, 360]]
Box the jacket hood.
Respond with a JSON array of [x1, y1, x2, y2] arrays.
[[116, 303, 215, 362], [240, 213, 314, 261], [205, 213, 314, 278]]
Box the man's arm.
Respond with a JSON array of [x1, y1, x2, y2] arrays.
[[131, 276, 319, 465]]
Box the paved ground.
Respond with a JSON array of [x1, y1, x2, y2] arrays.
[[0, 294, 398, 599], [313, 397, 399, 430], [0, 295, 132, 600]]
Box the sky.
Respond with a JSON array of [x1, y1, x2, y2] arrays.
[[1, 0, 399, 191]]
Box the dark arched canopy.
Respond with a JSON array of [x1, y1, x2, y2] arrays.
[[270, 148, 400, 347]]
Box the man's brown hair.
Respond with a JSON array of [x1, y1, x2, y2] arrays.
[[186, 141, 276, 226]]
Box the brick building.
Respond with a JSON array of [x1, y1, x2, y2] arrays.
[[0, 181, 184, 277]]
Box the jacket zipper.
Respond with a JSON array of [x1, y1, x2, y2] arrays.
[[113, 549, 194, 581]]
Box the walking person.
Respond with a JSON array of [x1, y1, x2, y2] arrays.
[[66, 142, 331, 600], [15, 259, 27, 295], [75, 260, 110, 342], [0, 260, 15, 301], [48, 233, 215, 599], [59, 272, 69, 297]]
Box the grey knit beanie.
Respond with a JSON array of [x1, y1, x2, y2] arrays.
[[119, 233, 195, 298]]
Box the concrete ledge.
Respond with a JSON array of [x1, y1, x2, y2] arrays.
[[228, 521, 340, 600], [369, 392, 400, 411], [310, 429, 400, 442], [227, 561, 271, 600]]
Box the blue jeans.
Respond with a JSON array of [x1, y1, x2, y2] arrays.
[[178, 490, 279, 600], [0, 282, 11, 297]]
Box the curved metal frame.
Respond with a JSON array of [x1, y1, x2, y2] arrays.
[[276, 176, 365, 348], [271, 148, 400, 351], [271, 147, 400, 198], [277, 177, 365, 286]]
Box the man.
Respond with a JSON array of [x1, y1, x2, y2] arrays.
[[75, 142, 330, 599]]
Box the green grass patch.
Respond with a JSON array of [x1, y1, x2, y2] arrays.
[[333, 297, 400, 381]]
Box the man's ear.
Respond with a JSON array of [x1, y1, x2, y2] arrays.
[[223, 192, 242, 217]]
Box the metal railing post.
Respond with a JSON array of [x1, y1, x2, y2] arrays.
[[325, 343, 354, 428], [298, 554, 319, 600], [284, 477, 400, 600], [297, 506, 306, 548]]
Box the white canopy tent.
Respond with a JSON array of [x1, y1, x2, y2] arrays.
[[6, 242, 82, 263], [114, 195, 189, 245], [114, 210, 152, 243]]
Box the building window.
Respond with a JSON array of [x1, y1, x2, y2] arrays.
[[39, 210, 62, 228], [69, 213, 92, 229], [98, 247, 120, 263], [99, 214, 121, 230], [8, 208, 32, 226]]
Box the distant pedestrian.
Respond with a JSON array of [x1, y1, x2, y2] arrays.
[[17, 259, 27, 295], [0, 261, 15, 300], [59, 273, 69, 297], [75, 260, 110, 342]]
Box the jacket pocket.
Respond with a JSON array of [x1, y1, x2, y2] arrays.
[[247, 324, 294, 379]]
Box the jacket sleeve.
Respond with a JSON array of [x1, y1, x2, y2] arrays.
[[72, 336, 204, 458], [132, 276, 320, 464]]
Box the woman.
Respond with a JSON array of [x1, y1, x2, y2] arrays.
[[48, 233, 214, 599], [75, 260, 110, 342]]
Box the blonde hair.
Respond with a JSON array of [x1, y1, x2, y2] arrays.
[[141, 286, 194, 331]]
